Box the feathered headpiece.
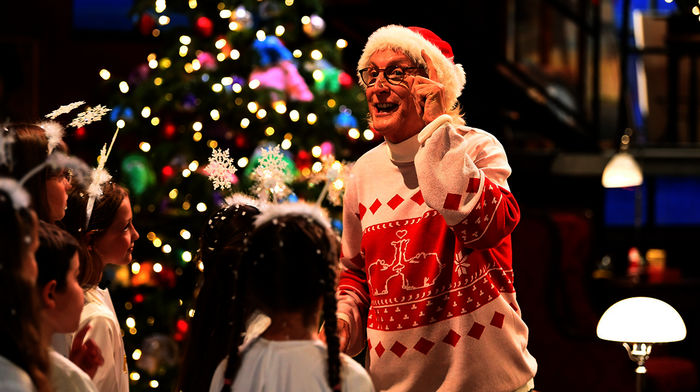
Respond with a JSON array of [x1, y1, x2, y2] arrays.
[[253, 200, 331, 231], [0, 177, 31, 210]]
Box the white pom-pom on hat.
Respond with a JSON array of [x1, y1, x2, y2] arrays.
[[357, 24, 467, 112]]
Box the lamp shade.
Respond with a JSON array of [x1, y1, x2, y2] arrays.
[[601, 152, 643, 188], [597, 297, 687, 343]]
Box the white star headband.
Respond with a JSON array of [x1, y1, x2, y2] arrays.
[[84, 122, 120, 229]]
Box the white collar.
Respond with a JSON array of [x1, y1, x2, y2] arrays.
[[386, 133, 421, 162], [385, 114, 453, 162]]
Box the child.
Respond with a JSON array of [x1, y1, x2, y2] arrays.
[[1, 123, 72, 223], [60, 181, 139, 392], [35, 221, 102, 392], [0, 179, 50, 392], [177, 196, 261, 392], [208, 201, 375, 392]]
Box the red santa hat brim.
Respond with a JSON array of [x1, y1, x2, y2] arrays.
[[357, 24, 466, 110]]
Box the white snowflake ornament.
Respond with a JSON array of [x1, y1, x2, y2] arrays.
[[207, 148, 237, 190], [69, 105, 111, 128], [45, 101, 86, 119], [251, 144, 291, 202]]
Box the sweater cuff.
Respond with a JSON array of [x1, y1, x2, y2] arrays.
[[418, 114, 453, 144], [336, 312, 352, 326]]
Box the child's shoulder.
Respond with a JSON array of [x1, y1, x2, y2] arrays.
[[339, 353, 375, 392]]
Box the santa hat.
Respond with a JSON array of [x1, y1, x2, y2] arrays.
[[357, 25, 467, 110]]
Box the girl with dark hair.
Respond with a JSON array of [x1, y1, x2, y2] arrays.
[[35, 221, 102, 392], [208, 201, 375, 392], [59, 181, 139, 392], [0, 179, 51, 392], [0, 123, 72, 223], [177, 196, 262, 392]]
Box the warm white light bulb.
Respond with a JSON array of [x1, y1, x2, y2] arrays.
[[601, 152, 643, 188]]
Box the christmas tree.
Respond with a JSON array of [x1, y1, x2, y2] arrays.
[[87, 1, 373, 390]]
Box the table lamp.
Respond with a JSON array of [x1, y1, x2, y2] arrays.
[[597, 297, 687, 392]]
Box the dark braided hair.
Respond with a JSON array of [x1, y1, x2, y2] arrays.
[[176, 202, 260, 392], [220, 205, 342, 392]]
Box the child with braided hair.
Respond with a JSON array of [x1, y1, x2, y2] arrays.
[[208, 201, 374, 392], [177, 195, 262, 392]]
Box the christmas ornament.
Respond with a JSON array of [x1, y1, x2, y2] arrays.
[[314, 66, 341, 93], [249, 60, 313, 102], [252, 36, 292, 67], [320, 141, 334, 157], [196, 51, 217, 71], [234, 132, 248, 149], [338, 71, 353, 88], [137, 12, 156, 36], [121, 153, 156, 196], [303, 14, 325, 38], [206, 148, 237, 190], [334, 106, 358, 131], [161, 165, 175, 182], [308, 154, 351, 207], [109, 106, 133, 123], [295, 149, 312, 171], [230, 5, 253, 30], [244, 143, 298, 202], [162, 122, 176, 139], [195, 16, 214, 37]]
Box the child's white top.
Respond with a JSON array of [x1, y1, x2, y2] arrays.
[[78, 287, 129, 392], [49, 349, 98, 392], [209, 338, 375, 392], [0, 355, 35, 392]]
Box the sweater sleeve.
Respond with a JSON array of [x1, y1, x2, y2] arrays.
[[80, 315, 121, 392], [414, 119, 520, 252], [335, 171, 369, 357]]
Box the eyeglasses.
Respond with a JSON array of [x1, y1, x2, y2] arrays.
[[358, 66, 423, 86], [49, 168, 73, 183]]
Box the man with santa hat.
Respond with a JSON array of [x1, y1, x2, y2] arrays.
[[335, 25, 538, 392]]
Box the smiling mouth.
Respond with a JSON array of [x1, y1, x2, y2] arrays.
[[374, 102, 398, 114]]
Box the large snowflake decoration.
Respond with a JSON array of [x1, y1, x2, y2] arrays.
[[251, 144, 291, 202], [84, 124, 121, 228], [308, 154, 352, 206], [45, 101, 85, 119], [68, 105, 111, 128], [207, 148, 237, 190]]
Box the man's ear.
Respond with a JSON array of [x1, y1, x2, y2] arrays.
[[40, 280, 58, 309]]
